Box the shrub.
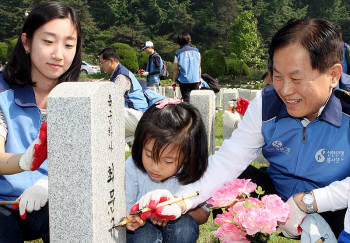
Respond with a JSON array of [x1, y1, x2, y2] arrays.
[[226, 58, 250, 76], [0, 42, 8, 62], [201, 49, 226, 78], [111, 42, 139, 72], [138, 52, 148, 70], [7, 38, 17, 60]]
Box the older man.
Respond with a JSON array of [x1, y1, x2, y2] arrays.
[[137, 19, 350, 239]]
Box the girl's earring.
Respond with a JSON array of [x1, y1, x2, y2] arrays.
[[25, 50, 30, 55]]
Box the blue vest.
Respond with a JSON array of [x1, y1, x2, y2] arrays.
[[261, 74, 350, 201], [0, 74, 48, 202], [110, 64, 149, 112], [146, 52, 162, 84], [175, 45, 200, 84]]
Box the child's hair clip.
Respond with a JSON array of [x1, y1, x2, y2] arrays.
[[155, 97, 182, 109]]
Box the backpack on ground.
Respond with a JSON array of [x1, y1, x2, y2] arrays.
[[201, 73, 220, 93], [160, 60, 169, 80]]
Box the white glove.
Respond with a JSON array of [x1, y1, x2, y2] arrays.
[[139, 189, 182, 220], [280, 196, 307, 238], [142, 71, 149, 77], [19, 122, 47, 171], [18, 178, 48, 217]]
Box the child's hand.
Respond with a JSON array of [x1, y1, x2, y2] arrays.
[[150, 215, 168, 227], [125, 213, 146, 231]]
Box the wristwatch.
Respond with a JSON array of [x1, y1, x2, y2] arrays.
[[302, 191, 315, 214]]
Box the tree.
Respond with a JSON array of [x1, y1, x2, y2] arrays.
[[229, 11, 263, 67]]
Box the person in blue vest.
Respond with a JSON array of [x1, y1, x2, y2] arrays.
[[140, 41, 163, 93], [172, 32, 201, 102], [0, 2, 82, 242], [98, 47, 163, 143], [135, 19, 350, 240]]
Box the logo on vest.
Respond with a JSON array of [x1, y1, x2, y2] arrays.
[[315, 148, 344, 163], [266, 140, 290, 153]]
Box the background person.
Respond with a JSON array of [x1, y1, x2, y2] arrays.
[[0, 2, 82, 242], [140, 41, 163, 93], [136, 18, 350, 239], [172, 32, 201, 102], [125, 99, 209, 243]]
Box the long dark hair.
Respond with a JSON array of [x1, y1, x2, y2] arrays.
[[132, 102, 208, 185], [4, 1, 82, 85]]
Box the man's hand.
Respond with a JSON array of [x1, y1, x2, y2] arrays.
[[138, 189, 182, 221], [279, 196, 306, 238], [19, 122, 47, 171], [15, 178, 48, 219]]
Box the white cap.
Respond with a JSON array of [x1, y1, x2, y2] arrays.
[[142, 41, 154, 50]]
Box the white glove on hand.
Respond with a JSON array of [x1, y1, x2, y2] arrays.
[[19, 122, 47, 171], [280, 196, 307, 238], [18, 178, 48, 218], [139, 189, 182, 221], [142, 71, 149, 77]]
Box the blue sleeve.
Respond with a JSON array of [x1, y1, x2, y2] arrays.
[[125, 156, 139, 212]]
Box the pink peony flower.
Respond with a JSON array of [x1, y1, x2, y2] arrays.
[[207, 179, 257, 208], [210, 179, 290, 242], [262, 194, 290, 223]]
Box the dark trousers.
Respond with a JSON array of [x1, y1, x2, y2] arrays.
[[0, 204, 49, 242], [212, 165, 345, 238], [178, 82, 199, 103]]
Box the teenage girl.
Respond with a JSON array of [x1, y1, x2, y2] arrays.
[[125, 98, 209, 243], [0, 2, 82, 242]]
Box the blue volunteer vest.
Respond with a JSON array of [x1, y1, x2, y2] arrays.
[[175, 45, 200, 84], [0, 74, 48, 202], [110, 64, 149, 112], [146, 52, 162, 84], [261, 74, 350, 201]]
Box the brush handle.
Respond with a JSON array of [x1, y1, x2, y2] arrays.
[[130, 191, 200, 215], [0, 201, 19, 205]]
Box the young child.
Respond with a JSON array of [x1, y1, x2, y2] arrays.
[[125, 98, 210, 243]]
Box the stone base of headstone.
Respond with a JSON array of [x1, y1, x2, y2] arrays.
[[48, 82, 126, 242]]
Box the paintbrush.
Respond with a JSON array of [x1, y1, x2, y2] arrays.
[[0, 201, 19, 205], [116, 191, 200, 227]]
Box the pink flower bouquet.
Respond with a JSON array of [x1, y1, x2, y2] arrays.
[[207, 179, 290, 243]]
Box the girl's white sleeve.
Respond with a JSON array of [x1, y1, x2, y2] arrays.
[[313, 177, 349, 213], [176, 92, 265, 211]]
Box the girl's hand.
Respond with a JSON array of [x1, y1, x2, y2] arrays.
[[125, 213, 146, 231], [150, 216, 168, 227]]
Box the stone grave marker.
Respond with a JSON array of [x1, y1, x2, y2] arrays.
[[47, 82, 126, 242], [190, 90, 216, 154]]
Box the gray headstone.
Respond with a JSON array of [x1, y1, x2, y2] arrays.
[[47, 82, 126, 243], [215, 88, 224, 109], [222, 88, 239, 111], [190, 90, 216, 154], [249, 89, 260, 101], [164, 86, 176, 98], [238, 88, 251, 101]]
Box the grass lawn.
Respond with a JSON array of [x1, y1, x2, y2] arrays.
[[28, 110, 299, 243]]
